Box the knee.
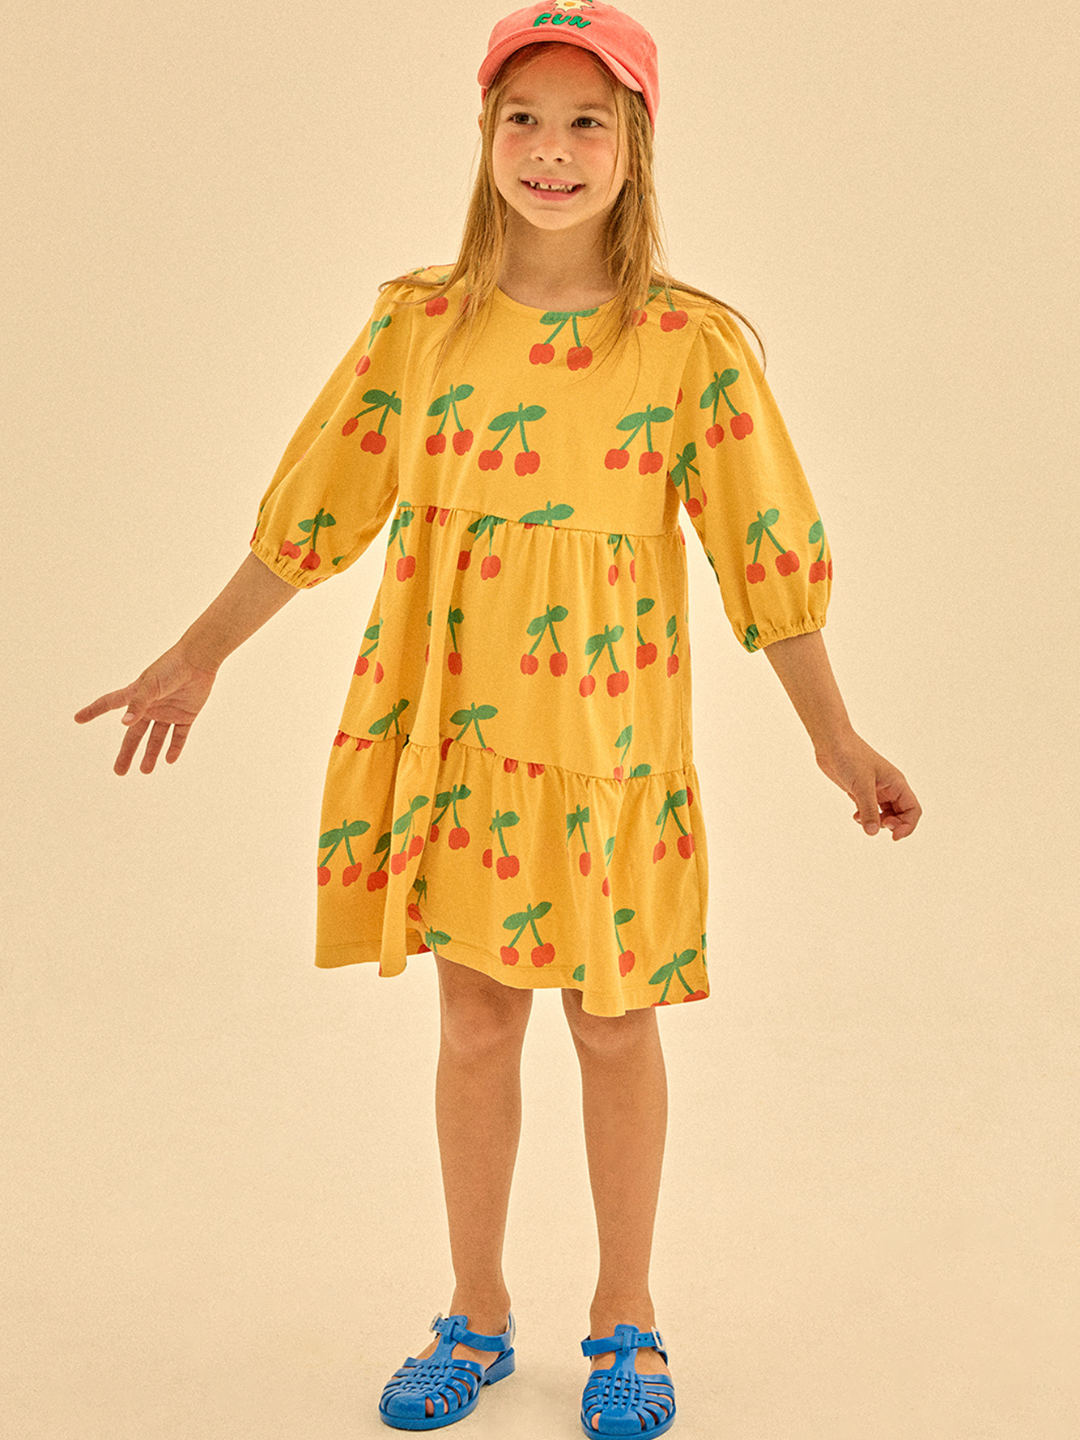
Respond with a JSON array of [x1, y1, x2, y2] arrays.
[[437, 956, 532, 1059], [561, 988, 657, 1057]]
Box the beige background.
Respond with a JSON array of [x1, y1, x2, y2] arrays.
[[3, 1, 1078, 1436]]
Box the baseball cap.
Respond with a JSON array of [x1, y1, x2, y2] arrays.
[[478, 2, 659, 128]]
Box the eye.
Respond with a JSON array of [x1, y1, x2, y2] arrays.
[[574, 116, 602, 128], [506, 112, 535, 126]]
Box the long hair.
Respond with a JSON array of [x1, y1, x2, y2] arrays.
[[382, 43, 765, 368]]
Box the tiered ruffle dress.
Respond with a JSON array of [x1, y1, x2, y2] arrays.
[[250, 270, 831, 1016]]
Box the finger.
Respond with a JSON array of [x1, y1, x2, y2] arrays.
[[854, 785, 882, 836], [114, 717, 150, 776], [165, 724, 191, 764], [139, 721, 171, 774], [75, 687, 137, 724]]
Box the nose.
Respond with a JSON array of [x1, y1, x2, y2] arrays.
[[530, 122, 570, 163]]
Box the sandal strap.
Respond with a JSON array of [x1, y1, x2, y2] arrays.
[[580, 1323, 667, 1361], [430, 1311, 516, 1352]]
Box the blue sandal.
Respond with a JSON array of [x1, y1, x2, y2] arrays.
[[378, 1311, 516, 1430], [580, 1324, 676, 1437]]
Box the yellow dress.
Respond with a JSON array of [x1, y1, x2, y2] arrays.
[[251, 269, 831, 1016]]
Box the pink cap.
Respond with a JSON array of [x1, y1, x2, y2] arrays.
[[478, 2, 659, 129]]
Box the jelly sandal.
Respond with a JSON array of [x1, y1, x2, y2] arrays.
[[378, 1311, 516, 1430], [579, 1324, 676, 1437]]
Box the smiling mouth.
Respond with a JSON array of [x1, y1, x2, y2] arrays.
[[524, 180, 584, 194]]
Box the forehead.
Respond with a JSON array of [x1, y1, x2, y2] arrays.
[[502, 44, 615, 104]]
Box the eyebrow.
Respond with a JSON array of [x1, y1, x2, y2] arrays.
[[501, 94, 615, 114]]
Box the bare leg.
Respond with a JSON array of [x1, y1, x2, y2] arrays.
[[562, 990, 671, 1426], [407, 953, 532, 1416]]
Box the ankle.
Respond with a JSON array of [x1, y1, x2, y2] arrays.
[[589, 1295, 656, 1334], [447, 1290, 512, 1334]]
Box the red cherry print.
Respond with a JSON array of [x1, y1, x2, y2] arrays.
[[746, 562, 767, 584], [666, 655, 679, 676], [441, 737, 453, 761], [428, 823, 440, 843], [396, 555, 416, 580], [355, 355, 371, 376], [342, 417, 359, 436], [439, 508, 450, 525], [639, 451, 664, 475], [426, 433, 446, 455], [618, 950, 636, 976], [317, 866, 331, 886], [685, 498, 702, 518], [483, 848, 493, 868], [367, 871, 389, 891], [480, 555, 501, 579], [530, 343, 555, 365], [425, 505, 438, 522], [630, 559, 636, 581], [515, 451, 540, 476], [613, 765, 624, 782], [828, 559, 833, 578], [409, 835, 424, 858], [374, 662, 384, 683], [632, 308, 648, 326], [500, 946, 520, 965], [605, 448, 629, 469], [453, 429, 474, 455], [390, 852, 407, 875], [705, 424, 724, 447], [354, 655, 369, 676], [503, 758, 519, 773], [637, 643, 658, 668], [809, 560, 828, 583], [608, 564, 619, 585], [521, 653, 539, 675], [279, 540, 302, 559], [407, 903, 422, 923], [362, 431, 387, 453], [601, 877, 611, 896], [677, 833, 695, 859], [426, 295, 449, 316], [653, 841, 666, 863], [567, 345, 592, 370], [579, 852, 592, 876], [300, 551, 321, 571], [549, 652, 568, 677], [580, 674, 597, 697], [687, 787, 694, 805], [686, 989, 708, 1002], [448, 652, 463, 675], [730, 413, 754, 439], [527, 763, 545, 777], [496, 855, 520, 880], [448, 827, 470, 850], [479, 450, 503, 470], [606, 670, 629, 697], [356, 738, 373, 750], [531, 943, 555, 967], [660, 310, 688, 331], [334, 731, 348, 746], [775, 551, 800, 576], [342, 863, 362, 886], [457, 550, 471, 570]]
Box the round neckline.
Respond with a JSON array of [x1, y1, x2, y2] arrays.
[[493, 285, 619, 318]]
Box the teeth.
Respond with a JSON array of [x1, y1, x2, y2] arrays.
[[531, 181, 577, 192]]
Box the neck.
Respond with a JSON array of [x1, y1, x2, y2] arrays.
[[497, 213, 616, 311]]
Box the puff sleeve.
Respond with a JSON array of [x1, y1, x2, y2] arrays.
[[249, 288, 408, 588], [669, 305, 832, 651]]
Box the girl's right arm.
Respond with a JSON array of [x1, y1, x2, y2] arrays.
[[75, 553, 298, 776]]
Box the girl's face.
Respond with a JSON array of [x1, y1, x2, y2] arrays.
[[489, 46, 628, 241]]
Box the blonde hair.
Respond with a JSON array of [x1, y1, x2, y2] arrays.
[[382, 42, 765, 368]]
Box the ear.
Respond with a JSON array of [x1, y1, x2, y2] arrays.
[[478, 113, 484, 131]]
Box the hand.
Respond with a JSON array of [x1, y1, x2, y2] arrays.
[[814, 734, 922, 840], [75, 646, 219, 775]]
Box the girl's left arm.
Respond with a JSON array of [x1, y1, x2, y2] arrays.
[[763, 630, 922, 840]]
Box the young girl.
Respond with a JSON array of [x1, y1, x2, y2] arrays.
[[76, 3, 921, 1434]]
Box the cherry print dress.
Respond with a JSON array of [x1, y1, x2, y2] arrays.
[[250, 268, 831, 1016]]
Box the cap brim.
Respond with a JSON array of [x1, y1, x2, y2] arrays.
[[478, 32, 643, 97]]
